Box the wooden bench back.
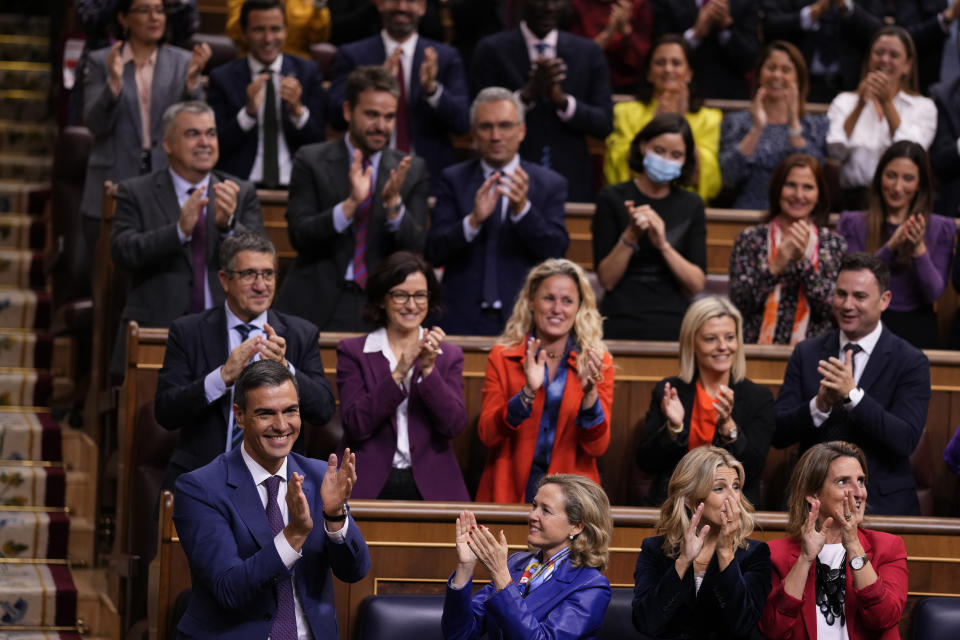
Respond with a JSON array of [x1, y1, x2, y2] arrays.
[[150, 495, 960, 640]]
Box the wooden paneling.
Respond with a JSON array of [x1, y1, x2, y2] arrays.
[[124, 327, 960, 514], [150, 496, 960, 640]]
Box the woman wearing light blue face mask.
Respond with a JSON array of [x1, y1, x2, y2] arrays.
[[593, 113, 707, 340]]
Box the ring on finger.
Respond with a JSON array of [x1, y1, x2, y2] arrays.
[[844, 512, 852, 521]]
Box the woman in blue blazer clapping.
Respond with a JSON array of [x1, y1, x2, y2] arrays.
[[442, 474, 613, 640]]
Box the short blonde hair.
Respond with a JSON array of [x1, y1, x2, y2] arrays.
[[534, 474, 613, 570], [786, 441, 868, 537], [677, 296, 746, 384], [499, 258, 607, 371], [656, 446, 755, 558]]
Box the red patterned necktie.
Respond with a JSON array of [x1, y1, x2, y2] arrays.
[[351, 158, 374, 288]]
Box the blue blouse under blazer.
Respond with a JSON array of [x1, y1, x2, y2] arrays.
[[442, 551, 611, 640], [633, 535, 771, 640]]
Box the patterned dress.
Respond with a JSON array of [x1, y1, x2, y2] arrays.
[[729, 223, 847, 344]]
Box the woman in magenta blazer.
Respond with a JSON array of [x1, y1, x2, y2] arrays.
[[336, 251, 469, 500], [761, 441, 908, 639]]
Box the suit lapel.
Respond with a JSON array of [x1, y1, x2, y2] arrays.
[[287, 455, 317, 514], [226, 447, 275, 550], [153, 170, 183, 226], [521, 554, 576, 611], [410, 40, 425, 104], [202, 307, 232, 426], [150, 47, 176, 143], [206, 172, 221, 267], [857, 327, 890, 392], [122, 58, 143, 146]]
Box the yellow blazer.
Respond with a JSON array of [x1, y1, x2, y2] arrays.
[[604, 99, 722, 204]]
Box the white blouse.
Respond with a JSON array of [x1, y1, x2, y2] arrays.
[[826, 90, 937, 188], [816, 543, 850, 640]]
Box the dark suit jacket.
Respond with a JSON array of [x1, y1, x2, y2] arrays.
[[636, 376, 775, 507], [441, 551, 611, 639], [469, 28, 613, 202], [206, 54, 326, 182], [326, 35, 469, 193], [155, 305, 336, 490], [653, 0, 759, 100], [274, 139, 429, 330], [760, 529, 907, 640], [335, 334, 469, 500], [633, 535, 771, 640], [762, 0, 947, 95], [111, 169, 264, 330], [773, 327, 930, 516], [173, 448, 370, 639], [82, 44, 201, 220], [931, 76, 960, 218], [424, 158, 570, 335]]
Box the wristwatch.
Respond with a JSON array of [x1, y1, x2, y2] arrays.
[[850, 555, 868, 571], [324, 501, 349, 522], [720, 426, 738, 442]]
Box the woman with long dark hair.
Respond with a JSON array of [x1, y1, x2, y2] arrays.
[[837, 141, 955, 348]]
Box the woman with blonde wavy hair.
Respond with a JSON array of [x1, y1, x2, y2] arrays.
[[633, 446, 771, 639], [442, 474, 613, 639], [636, 296, 775, 507], [475, 258, 613, 504]]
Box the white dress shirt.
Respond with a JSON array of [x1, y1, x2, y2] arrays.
[[826, 90, 938, 188], [239, 446, 348, 640], [809, 321, 883, 426], [236, 54, 311, 185]]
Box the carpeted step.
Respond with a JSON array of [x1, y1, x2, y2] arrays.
[[0, 92, 48, 124], [0, 249, 48, 289], [0, 36, 50, 64], [0, 632, 82, 639], [0, 214, 46, 250], [0, 154, 53, 185], [0, 333, 72, 375], [0, 15, 49, 37], [0, 63, 51, 94], [0, 411, 62, 462], [0, 289, 52, 330], [0, 512, 93, 566], [0, 371, 73, 408], [0, 464, 92, 521], [0, 122, 57, 158], [0, 182, 49, 215], [0, 563, 76, 628]]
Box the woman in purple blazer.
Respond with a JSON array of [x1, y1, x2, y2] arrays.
[[336, 251, 470, 500], [837, 141, 955, 349]]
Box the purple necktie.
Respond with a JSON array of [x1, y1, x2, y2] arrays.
[[188, 187, 207, 313], [351, 158, 373, 288], [263, 475, 297, 640]]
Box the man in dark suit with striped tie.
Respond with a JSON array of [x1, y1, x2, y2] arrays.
[[275, 65, 430, 331], [155, 231, 335, 491]]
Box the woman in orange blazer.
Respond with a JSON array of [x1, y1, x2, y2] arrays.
[[476, 258, 613, 504], [760, 441, 908, 640]]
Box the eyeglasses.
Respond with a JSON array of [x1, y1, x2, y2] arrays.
[[475, 121, 521, 134], [387, 290, 429, 304], [127, 5, 168, 16], [229, 268, 276, 283]]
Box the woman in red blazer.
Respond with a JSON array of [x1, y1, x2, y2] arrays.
[[336, 251, 469, 501], [760, 441, 908, 639], [476, 258, 613, 504]]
